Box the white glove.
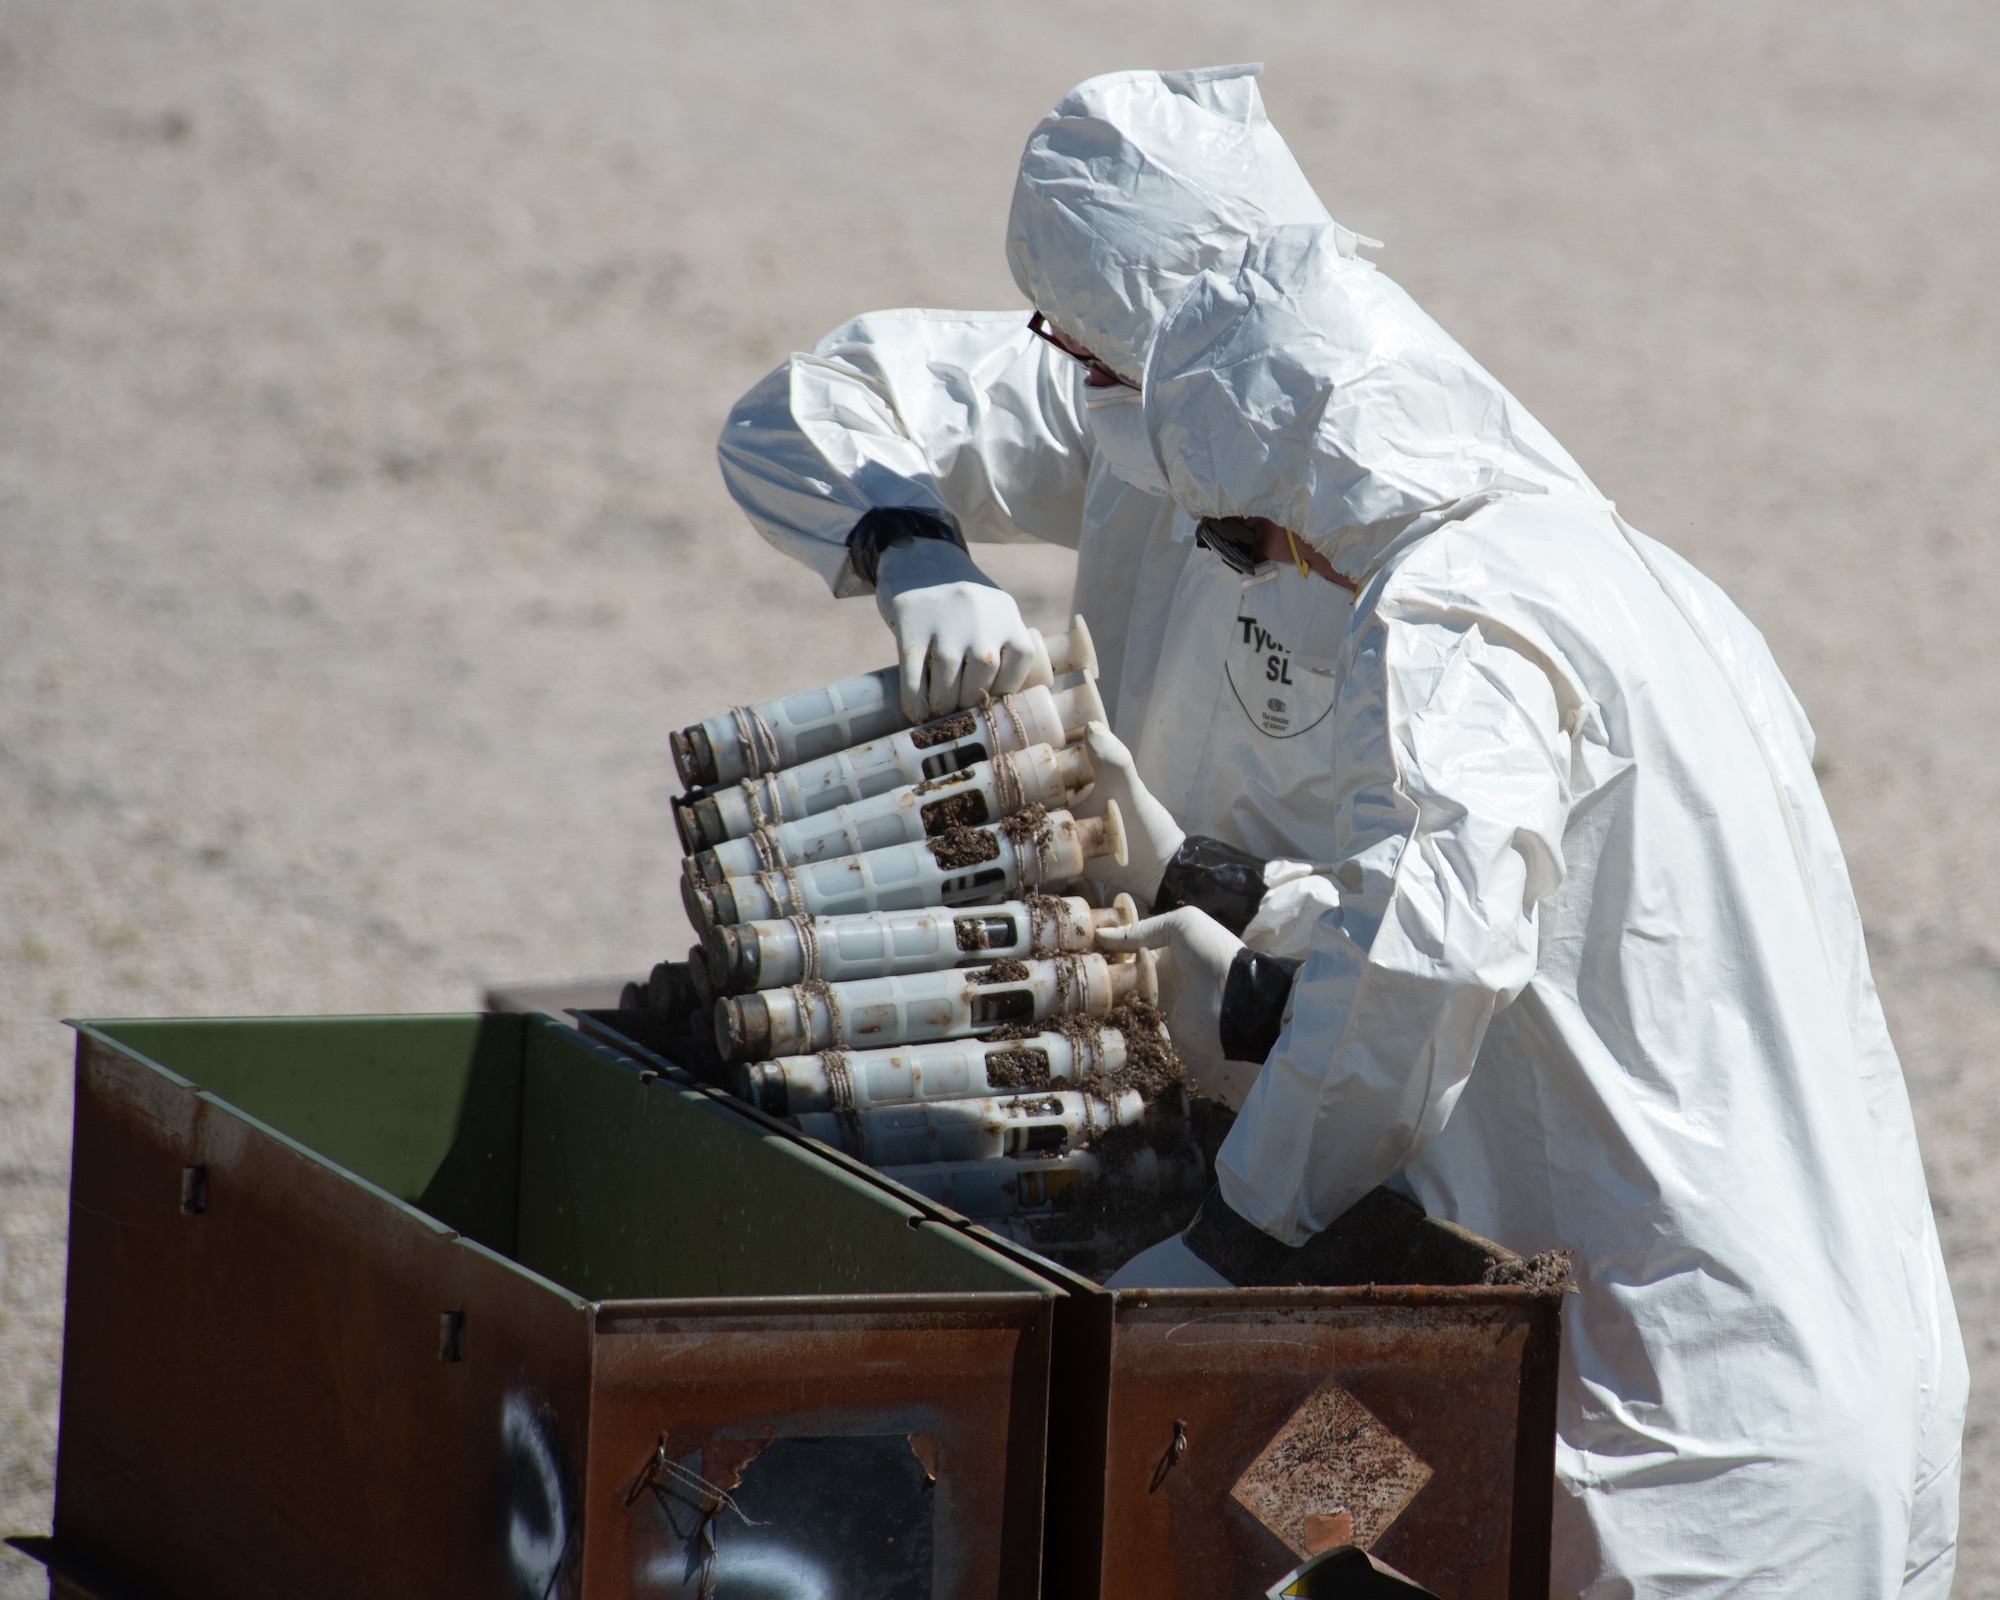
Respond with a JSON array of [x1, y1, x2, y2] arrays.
[[875, 538, 1038, 721], [1074, 722, 1186, 903], [1096, 905, 1245, 1105]]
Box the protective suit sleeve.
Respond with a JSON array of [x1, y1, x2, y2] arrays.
[[1217, 610, 1571, 1245], [1241, 863, 1342, 959], [716, 309, 1095, 596]]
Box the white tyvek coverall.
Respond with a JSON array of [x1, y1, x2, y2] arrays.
[[1142, 222, 1967, 1595], [716, 68, 1350, 942]]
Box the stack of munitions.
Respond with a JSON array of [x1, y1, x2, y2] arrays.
[[628, 620, 1210, 1275]]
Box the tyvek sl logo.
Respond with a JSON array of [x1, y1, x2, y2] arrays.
[[1226, 613, 1338, 739]]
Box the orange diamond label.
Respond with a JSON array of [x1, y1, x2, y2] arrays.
[[1230, 1381, 1433, 1557]]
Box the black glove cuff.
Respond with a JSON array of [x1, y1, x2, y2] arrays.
[[1151, 834, 1269, 934], [844, 506, 966, 591], [1219, 947, 1300, 1063], [1179, 1186, 1259, 1286], [1182, 1184, 1442, 1289]]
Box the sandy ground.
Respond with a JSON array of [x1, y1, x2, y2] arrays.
[[1, 0, 1995, 1591]]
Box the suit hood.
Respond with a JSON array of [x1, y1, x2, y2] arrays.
[[1006, 65, 1344, 387], [1144, 222, 1598, 572]]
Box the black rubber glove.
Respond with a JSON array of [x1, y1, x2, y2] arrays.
[[1152, 834, 1269, 934]]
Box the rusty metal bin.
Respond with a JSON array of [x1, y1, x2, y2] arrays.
[[50, 1014, 1058, 1600], [1038, 1277, 1559, 1600], [580, 1011, 1562, 1600]]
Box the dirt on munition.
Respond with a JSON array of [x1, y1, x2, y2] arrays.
[[981, 1000, 1186, 1099], [1084, 1124, 1204, 1246], [1022, 891, 1068, 957], [955, 914, 998, 952], [909, 711, 978, 749], [927, 827, 1000, 870], [982, 1045, 1052, 1089], [1095, 1001, 1185, 1099], [969, 957, 1032, 985], [997, 801, 1053, 856], [920, 789, 990, 833]]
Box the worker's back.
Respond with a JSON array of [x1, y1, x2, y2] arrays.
[[1362, 492, 1967, 1594]]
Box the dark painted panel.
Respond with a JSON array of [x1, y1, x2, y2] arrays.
[[581, 1299, 1052, 1600], [79, 1014, 525, 1254], [515, 1022, 1052, 1300]]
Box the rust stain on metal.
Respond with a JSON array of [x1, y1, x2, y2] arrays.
[[1230, 1379, 1433, 1557], [700, 1437, 770, 1495], [1301, 1510, 1355, 1554]]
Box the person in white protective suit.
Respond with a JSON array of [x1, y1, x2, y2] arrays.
[[1094, 220, 1968, 1596], [715, 65, 1356, 953]]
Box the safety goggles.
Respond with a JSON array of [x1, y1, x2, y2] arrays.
[[1027, 311, 1139, 390], [1194, 516, 1265, 575], [1198, 516, 1360, 591]]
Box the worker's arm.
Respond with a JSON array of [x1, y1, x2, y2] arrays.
[[716, 308, 1093, 596], [1215, 603, 1573, 1245], [1075, 723, 1341, 958]]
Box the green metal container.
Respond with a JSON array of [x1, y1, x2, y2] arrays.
[[46, 1014, 1057, 1600]]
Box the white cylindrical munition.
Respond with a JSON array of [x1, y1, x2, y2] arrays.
[[707, 895, 1129, 993], [875, 1144, 1205, 1219], [880, 1150, 1099, 1217], [736, 1028, 1132, 1116], [673, 679, 1105, 854], [794, 1088, 1145, 1165], [714, 948, 1158, 1063], [690, 742, 1094, 884], [671, 615, 1098, 791], [687, 804, 1126, 933]]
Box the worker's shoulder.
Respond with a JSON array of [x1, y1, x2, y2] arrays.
[[1380, 492, 1633, 600], [1370, 496, 1686, 673], [1377, 496, 1790, 699]]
